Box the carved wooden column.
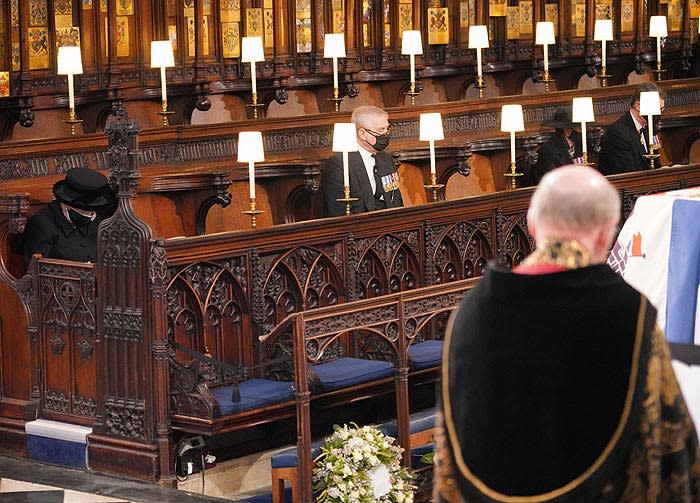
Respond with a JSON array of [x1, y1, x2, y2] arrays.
[[194, 0, 207, 82], [106, 0, 121, 89], [273, 0, 293, 75], [89, 110, 171, 482]]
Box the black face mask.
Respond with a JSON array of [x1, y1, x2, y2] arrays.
[[371, 133, 390, 151], [68, 208, 93, 226]]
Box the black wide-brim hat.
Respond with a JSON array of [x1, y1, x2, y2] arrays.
[[53, 168, 113, 211], [543, 107, 576, 129]]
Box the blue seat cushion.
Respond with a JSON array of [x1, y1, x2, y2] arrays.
[[212, 379, 294, 416], [408, 340, 443, 369], [312, 357, 394, 392], [271, 439, 324, 469], [377, 408, 436, 438]]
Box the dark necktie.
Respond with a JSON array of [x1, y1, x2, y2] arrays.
[[372, 154, 383, 198]]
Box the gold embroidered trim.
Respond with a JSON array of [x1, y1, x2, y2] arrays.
[[520, 239, 591, 269]]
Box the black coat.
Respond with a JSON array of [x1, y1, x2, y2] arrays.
[[533, 131, 582, 184], [598, 112, 658, 174], [321, 150, 403, 217], [23, 200, 103, 268]]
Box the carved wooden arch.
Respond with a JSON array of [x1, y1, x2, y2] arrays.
[[432, 220, 492, 283], [166, 272, 207, 363], [201, 267, 251, 373], [496, 210, 534, 268], [262, 246, 345, 329], [353, 232, 421, 299]]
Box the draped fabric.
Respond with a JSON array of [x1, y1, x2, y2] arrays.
[[434, 264, 700, 503]]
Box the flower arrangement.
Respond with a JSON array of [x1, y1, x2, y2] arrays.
[[313, 423, 414, 503]]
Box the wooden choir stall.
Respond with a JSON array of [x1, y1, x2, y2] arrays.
[[1, 0, 700, 501]]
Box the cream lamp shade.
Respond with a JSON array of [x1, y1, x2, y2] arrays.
[[324, 34, 346, 58], [501, 104, 524, 132], [649, 16, 668, 38], [237, 131, 265, 162], [419, 113, 444, 141], [150, 41, 175, 68], [594, 20, 613, 41], [468, 25, 489, 49], [572, 97, 595, 123], [241, 36, 265, 63], [535, 22, 555, 45], [401, 30, 423, 55], [57, 46, 83, 75], [639, 91, 661, 116], [332, 123, 359, 152]]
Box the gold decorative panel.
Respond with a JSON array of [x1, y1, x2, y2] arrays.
[[595, 0, 612, 20], [545, 4, 558, 35], [12, 43, 19, 71], [29, 0, 48, 26], [572, 0, 585, 37], [621, 0, 633, 32], [264, 6, 274, 48], [490, 0, 506, 17], [28, 27, 49, 69], [222, 22, 240, 58], [11, 0, 19, 27], [296, 18, 312, 53], [692, 0, 700, 18], [399, 3, 412, 33], [428, 8, 449, 45], [0, 71, 9, 97], [362, 0, 371, 47], [56, 27, 81, 48], [100, 0, 107, 12], [507, 5, 519, 39], [82, 0, 92, 8], [384, 0, 391, 47], [669, 0, 682, 31], [333, 0, 345, 33], [519, 1, 532, 35], [168, 24, 178, 52], [247, 8, 263, 37], [116, 16, 129, 57], [116, 0, 133, 16], [220, 0, 240, 22]]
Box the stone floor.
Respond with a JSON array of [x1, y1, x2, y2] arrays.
[[0, 454, 244, 502]]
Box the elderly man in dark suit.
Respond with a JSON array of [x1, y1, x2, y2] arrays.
[[597, 82, 665, 174], [321, 105, 404, 217]]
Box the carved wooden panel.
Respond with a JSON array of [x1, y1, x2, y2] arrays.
[[38, 261, 97, 422], [431, 219, 493, 283]]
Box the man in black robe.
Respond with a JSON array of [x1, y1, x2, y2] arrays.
[[23, 167, 114, 268], [434, 165, 700, 502]]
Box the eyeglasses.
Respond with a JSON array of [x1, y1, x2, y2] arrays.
[[361, 123, 393, 136]]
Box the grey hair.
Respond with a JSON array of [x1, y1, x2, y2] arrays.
[[351, 105, 388, 129], [528, 166, 621, 233]]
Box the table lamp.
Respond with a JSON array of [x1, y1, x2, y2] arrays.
[[324, 33, 346, 111], [639, 91, 661, 165], [594, 20, 613, 86], [420, 112, 445, 201], [242, 36, 265, 117], [572, 97, 595, 166], [401, 30, 423, 105], [57, 46, 83, 135], [501, 104, 524, 189], [468, 25, 489, 97], [649, 16, 667, 81], [238, 131, 265, 227], [535, 22, 555, 90], [332, 123, 360, 215], [150, 40, 175, 126]]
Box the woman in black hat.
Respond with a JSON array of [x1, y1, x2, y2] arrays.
[[532, 107, 583, 184], [23, 168, 115, 268]]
